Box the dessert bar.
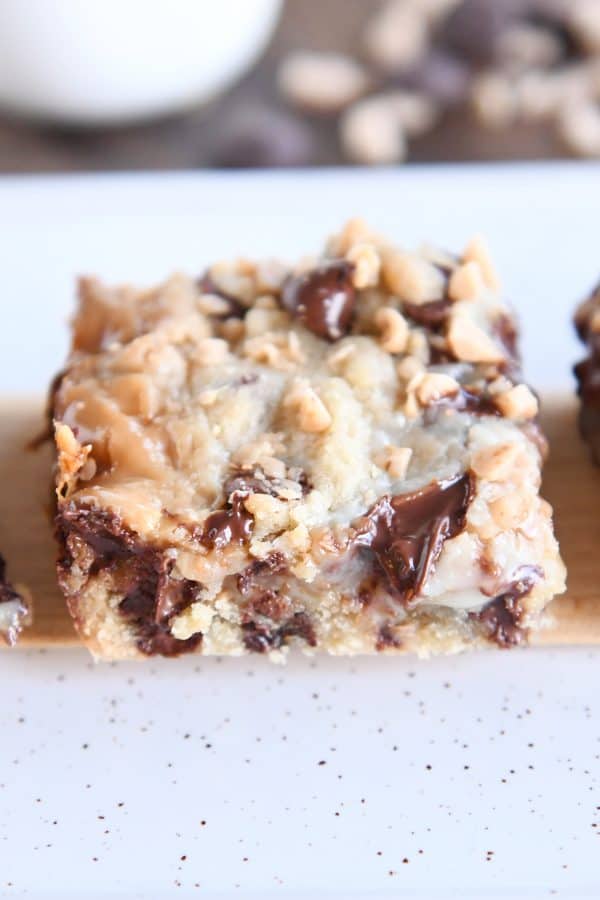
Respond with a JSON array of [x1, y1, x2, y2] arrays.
[[0, 555, 30, 645], [53, 220, 565, 659]]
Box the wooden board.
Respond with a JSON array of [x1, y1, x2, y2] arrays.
[[1, 392, 599, 649]]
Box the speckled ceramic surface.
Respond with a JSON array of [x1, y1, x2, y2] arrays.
[[1, 166, 599, 897]]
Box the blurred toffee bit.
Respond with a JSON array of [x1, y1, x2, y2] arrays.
[[0, 555, 31, 646], [277, 0, 600, 164]]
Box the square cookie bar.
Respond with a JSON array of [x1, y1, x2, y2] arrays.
[[574, 281, 600, 463], [53, 220, 565, 659]]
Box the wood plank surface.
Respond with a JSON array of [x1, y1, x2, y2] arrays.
[[1, 392, 598, 649]]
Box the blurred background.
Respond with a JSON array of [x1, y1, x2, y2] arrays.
[[0, 0, 599, 173]]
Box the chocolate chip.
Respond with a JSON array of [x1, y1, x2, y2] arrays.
[[353, 474, 474, 606], [438, 0, 531, 64], [401, 51, 471, 107], [473, 566, 542, 647], [56, 505, 202, 656], [242, 611, 317, 653], [403, 298, 452, 329], [281, 260, 356, 341], [376, 622, 403, 651], [210, 105, 315, 169], [200, 497, 253, 551]]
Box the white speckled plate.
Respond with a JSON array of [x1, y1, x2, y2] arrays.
[[1, 165, 599, 898]]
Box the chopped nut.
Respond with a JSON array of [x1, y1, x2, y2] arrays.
[[253, 294, 278, 310], [54, 422, 93, 498], [382, 249, 446, 304], [220, 318, 245, 342], [195, 338, 229, 366], [346, 242, 381, 289], [233, 434, 285, 467], [198, 388, 220, 407], [278, 51, 370, 113], [447, 315, 504, 363], [197, 293, 233, 317], [495, 384, 538, 420], [396, 355, 425, 382], [375, 445, 413, 479], [462, 236, 500, 292], [364, 0, 429, 72], [471, 443, 521, 481], [558, 101, 600, 158], [448, 261, 487, 302], [327, 343, 355, 370], [389, 91, 438, 137], [489, 492, 529, 530], [568, 0, 600, 53], [375, 307, 409, 353], [244, 306, 289, 337], [243, 332, 305, 370], [471, 73, 518, 129], [285, 523, 311, 553], [406, 330, 430, 363], [416, 372, 460, 406], [327, 218, 379, 256], [259, 456, 287, 480], [284, 380, 332, 433], [340, 97, 407, 165], [208, 260, 255, 305]]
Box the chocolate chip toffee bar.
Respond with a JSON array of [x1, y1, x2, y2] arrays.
[[0, 555, 30, 646], [574, 280, 600, 463], [52, 219, 565, 660]]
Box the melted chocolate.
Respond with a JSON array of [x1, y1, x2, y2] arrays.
[[237, 552, 287, 597], [353, 473, 474, 607], [242, 612, 316, 653], [472, 566, 542, 648], [199, 472, 274, 552], [403, 298, 452, 329], [200, 473, 263, 550], [56, 505, 202, 656], [376, 622, 403, 651], [424, 386, 500, 421], [281, 260, 355, 341]]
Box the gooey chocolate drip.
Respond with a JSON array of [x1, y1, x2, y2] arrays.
[[56, 505, 202, 656], [472, 565, 542, 648], [354, 473, 474, 606], [280, 260, 356, 341], [199, 472, 276, 551]]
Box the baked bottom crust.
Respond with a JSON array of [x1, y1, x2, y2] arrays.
[[53, 219, 565, 660]]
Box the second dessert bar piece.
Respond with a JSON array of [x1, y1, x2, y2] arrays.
[[0, 555, 30, 646], [574, 281, 600, 463], [53, 219, 565, 660]]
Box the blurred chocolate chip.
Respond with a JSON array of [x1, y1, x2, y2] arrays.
[[210, 105, 315, 168], [438, 0, 534, 64], [281, 260, 356, 341], [400, 51, 472, 107]]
